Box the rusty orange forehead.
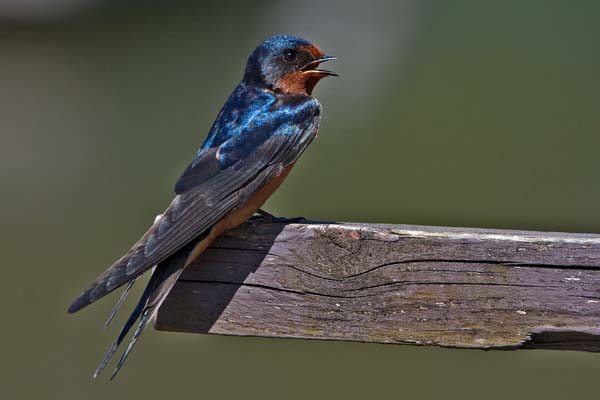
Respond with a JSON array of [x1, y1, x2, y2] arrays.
[[298, 44, 325, 59]]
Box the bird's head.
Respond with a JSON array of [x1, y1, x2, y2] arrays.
[[243, 35, 337, 96]]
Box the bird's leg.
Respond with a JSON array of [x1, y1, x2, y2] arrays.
[[251, 208, 305, 223], [248, 209, 273, 223]]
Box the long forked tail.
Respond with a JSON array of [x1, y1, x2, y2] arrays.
[[94, 240, 196, 380], [104, 278, 137, 329]]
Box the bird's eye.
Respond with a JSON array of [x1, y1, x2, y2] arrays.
[[282, 49, 298, 63]]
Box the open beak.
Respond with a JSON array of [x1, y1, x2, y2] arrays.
[[301, 56, 338, 77]]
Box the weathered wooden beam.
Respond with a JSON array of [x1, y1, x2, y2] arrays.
[[155, 220, 600, 352]]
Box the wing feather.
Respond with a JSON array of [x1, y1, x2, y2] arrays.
[[68, 94, 320, 314]]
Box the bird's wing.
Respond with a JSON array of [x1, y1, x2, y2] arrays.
[[68, 95, 321, 314]]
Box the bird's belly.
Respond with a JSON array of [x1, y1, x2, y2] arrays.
[[184, 164, 295, 265]]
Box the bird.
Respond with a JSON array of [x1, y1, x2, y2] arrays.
[[67, 34, 337, 380]]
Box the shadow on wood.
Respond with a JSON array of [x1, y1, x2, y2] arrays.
[[156, 220, 600, 352], [157, 221, 286, 333]]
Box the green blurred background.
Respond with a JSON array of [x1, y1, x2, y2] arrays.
[[2, 0, 599, 398]]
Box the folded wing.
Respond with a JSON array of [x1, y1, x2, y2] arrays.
[[68, 94, 321, 313]]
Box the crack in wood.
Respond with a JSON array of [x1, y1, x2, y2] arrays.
[[156, 220, 600, 352]]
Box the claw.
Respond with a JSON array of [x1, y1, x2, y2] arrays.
[[254, 209, 305, 224]]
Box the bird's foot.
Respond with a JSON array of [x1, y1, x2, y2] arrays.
[[251, 209, 306, 224]]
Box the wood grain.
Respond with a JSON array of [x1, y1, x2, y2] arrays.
[[155, 220, 600, 352]]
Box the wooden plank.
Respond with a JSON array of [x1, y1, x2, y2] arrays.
[[155, 220, 600, 351]]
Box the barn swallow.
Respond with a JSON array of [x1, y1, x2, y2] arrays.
[[68, 35, 336, 379]]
